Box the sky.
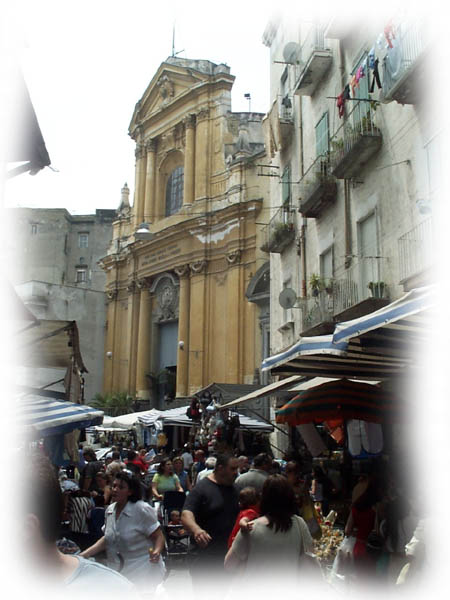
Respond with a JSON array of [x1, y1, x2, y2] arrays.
[[3, 0, 280, 214], [3, 0, 437, 215]]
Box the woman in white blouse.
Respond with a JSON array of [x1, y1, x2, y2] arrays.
[[81, 470, 166, 594]]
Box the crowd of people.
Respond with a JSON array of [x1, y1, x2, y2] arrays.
[[22, 438, 428, 598]]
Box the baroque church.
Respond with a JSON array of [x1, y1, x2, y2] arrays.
[[100, 57, 271, 408]]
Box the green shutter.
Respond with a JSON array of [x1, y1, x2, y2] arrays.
[[315, 113, 329, 157], [282, 166, 291, 206]]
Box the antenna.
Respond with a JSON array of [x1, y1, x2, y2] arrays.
[[171, 20, 184, 58], [244, 93, 251, 112], [172, 22, 175, 57]]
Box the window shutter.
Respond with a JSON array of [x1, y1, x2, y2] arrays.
[[315, 113, 329, 157]]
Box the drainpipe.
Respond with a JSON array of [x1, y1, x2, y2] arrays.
[[337, 38, 352, 269], [297, 94, 307, 298]]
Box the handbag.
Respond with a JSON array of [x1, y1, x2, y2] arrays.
[[295, 516, 323, 582], [366, 506, 384, 556]]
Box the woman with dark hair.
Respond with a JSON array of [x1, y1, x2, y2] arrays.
[[151, 458, 183, 501], [172, 456, 192, 492], [81, 470, 166, 593], [224, 475, 313, 583]]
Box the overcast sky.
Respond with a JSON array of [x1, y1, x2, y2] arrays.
[[3, 0, 438, 215], [3, 0, 280, 214]]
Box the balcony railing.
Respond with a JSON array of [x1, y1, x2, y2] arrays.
[[301, 258, 389, 331], [260, 206, 295, 254], [329, 101, 382, 179], [381, 21, 427, 105], [298, 155, 337, 217], [295, 25, 332, 96], [398, 217, 433, 282], [301, 278, 359, 330]]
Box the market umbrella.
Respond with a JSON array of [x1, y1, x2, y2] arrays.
[[275, 378, 401, 426]]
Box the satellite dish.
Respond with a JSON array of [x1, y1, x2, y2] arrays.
[[283, 42, 301, 65], [279, 288, 298, 309]]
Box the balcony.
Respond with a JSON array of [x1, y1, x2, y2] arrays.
[[260, 206, 295, 254], [299, 155, 337, 218], [295, 26, 332, 96], [381, 21, 428, 105], [329, 101, 382, 179], [262, 96, 294, 155], [398, 217, 434, 289], [300, 259, 390, 334]]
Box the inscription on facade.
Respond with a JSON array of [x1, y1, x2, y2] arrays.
[[140, 243, 182, 267]]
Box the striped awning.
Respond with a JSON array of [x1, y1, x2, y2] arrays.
[[18, 395, 104, 438], [261, 286, 434, 377], [276, 378, 402, 425], [332, 285, 435, 344], [138, 405, 273, 432]]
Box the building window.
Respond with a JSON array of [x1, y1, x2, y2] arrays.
[[358, 212, 379, 297], [165, 166, 184, 216], [76, 269, 87, 283], [31, 224, 38, 235], [315, 112, 329, 158], [320, 246, 334, 283], [78, 233, 89, 248]]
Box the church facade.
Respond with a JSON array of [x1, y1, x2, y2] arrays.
[[101, 57, 270, 407]]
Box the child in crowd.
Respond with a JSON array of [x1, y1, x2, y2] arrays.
[[168, 510, 186, 536], [227, 486, 260, 548]]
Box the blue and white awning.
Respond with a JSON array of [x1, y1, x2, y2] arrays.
[[332, 286, 435, 344], [18, 395, 104, 438], [261, 286, 434, 378]]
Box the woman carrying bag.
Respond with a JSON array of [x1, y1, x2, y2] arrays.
[[224, 475, 322, 591]]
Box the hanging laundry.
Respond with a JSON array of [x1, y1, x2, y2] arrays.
[[350, 74, 359, 96], [336, 92, 344, 118], [355, 64, 366, 83], [336, 84, 351, 118], [384, 21, 396, 49], [369, 58, 382, 92], [368, 47, 376, 70], [376, 33, 384, 49]]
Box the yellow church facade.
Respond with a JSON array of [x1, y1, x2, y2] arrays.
[[101, 57, 271, 407]]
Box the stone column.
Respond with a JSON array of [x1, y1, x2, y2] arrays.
[[183, 115, 196, 206], [126, 280, 139, 394], [135, 279, 153, 399], [104, 288, 118, 394], [225, 252, 242, 382], [133, 143, 147, 229], [144, 139, 157, 222], [194, 108, 209, 200], [188, 260, 207, 393], [174, 265, 190, 397]]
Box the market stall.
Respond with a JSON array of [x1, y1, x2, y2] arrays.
[[18, 394, 104, 466]]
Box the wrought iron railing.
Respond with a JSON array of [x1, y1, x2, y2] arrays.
[[298, 154, 334, 199], [260, 206, 296, 254], [301, 257, 389, 330], [329, 100, 381, 171], [398, 217, 433, 281], [382, 21, 426, 98]]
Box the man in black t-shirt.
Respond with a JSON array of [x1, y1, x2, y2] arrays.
[[79, 447, 103, 493], [182, 454, 239, 592]]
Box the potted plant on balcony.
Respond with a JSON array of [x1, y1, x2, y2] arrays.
[[324, 278, 335, 295], [309, 273, 324, 297], [368, 281, 386, 298]]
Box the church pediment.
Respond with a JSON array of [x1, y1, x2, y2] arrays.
[[129, 59, 234, 137]]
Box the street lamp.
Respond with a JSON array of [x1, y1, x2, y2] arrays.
[[135, 222, 154, 241]]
